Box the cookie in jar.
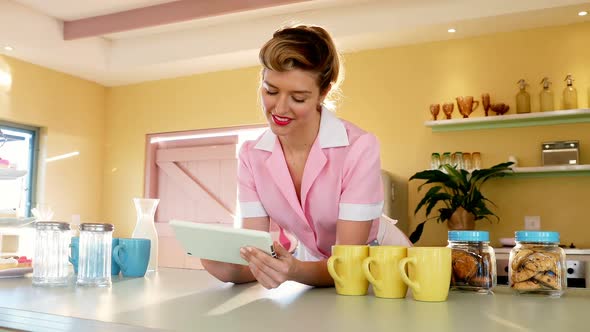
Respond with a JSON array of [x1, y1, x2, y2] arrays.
[[447, 231, 496, 294], [509, 231, 566, 297]]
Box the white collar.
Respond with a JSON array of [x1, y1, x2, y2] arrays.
[[254, 106, 349, 152]]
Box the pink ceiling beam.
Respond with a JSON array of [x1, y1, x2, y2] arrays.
[[63, 0, 311, 40]]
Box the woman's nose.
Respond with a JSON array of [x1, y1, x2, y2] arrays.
[[274, 95, 289, 115]]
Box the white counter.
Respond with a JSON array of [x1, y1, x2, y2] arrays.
[[0, 268, 588, 331]]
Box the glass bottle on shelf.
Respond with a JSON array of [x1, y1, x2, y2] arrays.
[[516, 79, 531, 114], [562, 74, 578, 110], [539, 77, 554, 112]]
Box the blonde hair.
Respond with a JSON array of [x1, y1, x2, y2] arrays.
[[259, 25, 342, 105]]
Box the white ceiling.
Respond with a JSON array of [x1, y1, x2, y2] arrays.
[[1, 0, 589, 86]]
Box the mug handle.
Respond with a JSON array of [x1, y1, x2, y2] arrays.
[[113, 243, 127, 272], [362, 257, 382, 291], [472, 100, 480, 111], [327, 256, 344, 286], [399, 257, 420, 292], [68, 242, 77, 265]]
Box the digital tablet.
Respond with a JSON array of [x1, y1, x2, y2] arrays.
[[169, 219, 276, 265]]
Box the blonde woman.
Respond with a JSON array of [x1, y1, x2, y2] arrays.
[[202, 25, 410, 289]]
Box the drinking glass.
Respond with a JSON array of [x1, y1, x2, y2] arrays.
[[463, 153, 472, 172], [431, 153, 441, 170], [472, 152, 482, 170]]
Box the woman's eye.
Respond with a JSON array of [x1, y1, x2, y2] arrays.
[[292, 97, 305, 103], [266, 90, 278, 95]]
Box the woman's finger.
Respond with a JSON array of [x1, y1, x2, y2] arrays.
[[246, 247, 287, 283], [248, 262, 279, 289], [273, 241, 290, 258]]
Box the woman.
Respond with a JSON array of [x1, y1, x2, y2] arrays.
[[202, 25, 409, 289]]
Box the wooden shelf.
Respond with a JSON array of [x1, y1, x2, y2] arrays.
[[0, 169, 26, 180], [425, 108, 590, 132], [512, 164, 590, 178]]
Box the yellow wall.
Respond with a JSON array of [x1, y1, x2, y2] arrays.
[[110, 22, 590, 247], [0, 56, 105, 223]]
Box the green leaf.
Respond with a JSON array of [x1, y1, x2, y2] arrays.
[[413, 186, 442, 214], [439, 208, 453, 222], [409, 221, 427, 244], [424, 193, 452, 216]]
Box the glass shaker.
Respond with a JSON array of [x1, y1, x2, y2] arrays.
[[77, 223, 114, 287], [33, 222, 72, 286], [431, 153, 441, 170]]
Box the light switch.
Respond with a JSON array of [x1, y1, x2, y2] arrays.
[[524, 216, 541, 230]]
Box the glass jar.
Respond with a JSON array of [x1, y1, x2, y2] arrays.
[[431, 153, 441, 170], [77, 223, 114, 287], [447, 231, 496, 294], [509, 231, 566, 297], [32, 222, 72, 287]]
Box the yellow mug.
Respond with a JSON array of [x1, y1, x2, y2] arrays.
[[398, 247, 452, 302], [327, 245, 369, 296], [362, 246, 408, 299]]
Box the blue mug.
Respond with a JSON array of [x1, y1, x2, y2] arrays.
[[69, 237, 79, 274], [69, 237, 121, 276], [113, 238, 151, 278]]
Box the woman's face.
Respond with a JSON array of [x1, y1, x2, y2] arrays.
[[261, 69, 324, 138]]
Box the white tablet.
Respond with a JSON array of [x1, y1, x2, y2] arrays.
[[169, 219, 276, 265]]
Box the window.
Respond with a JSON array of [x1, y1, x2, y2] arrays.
[[0, 121, 39, 218]]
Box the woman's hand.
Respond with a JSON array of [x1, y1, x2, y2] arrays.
[[240, 241, 298, 289], [201, 258, 254, 284]]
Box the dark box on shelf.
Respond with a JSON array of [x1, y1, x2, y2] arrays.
[[542, 140, 579, 166]]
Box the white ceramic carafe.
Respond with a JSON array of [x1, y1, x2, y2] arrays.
[[132, 198, 160, 272]]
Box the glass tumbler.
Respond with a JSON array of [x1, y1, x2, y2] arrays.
[[431, 153, 441, 170], [441, 152, 452, 166], [463, 153, 473, 172], [454, 152, 464, 170], [472, 152, 482, 170], [33, 222, 72, 287], [77, 223, 114, 287]]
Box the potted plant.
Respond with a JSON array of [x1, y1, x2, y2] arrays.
[[409, 162, 513, 243]]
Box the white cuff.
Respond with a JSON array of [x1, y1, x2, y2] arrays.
[[239, 201, 268, 218], [339, 202, 384, 221]]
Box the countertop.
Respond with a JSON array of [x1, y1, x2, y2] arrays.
[[0, 268, 588, 332]]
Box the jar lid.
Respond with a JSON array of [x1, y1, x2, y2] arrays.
[[515, 231, 559, 243], [35, 221, 71, 231], [448, 230, 489, 242], [79, 223, 114, 232]]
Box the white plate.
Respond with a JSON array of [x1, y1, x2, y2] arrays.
[[499, 237, 516, 247], [0, 267, 33, 278], [0, 217, 36, 227]]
